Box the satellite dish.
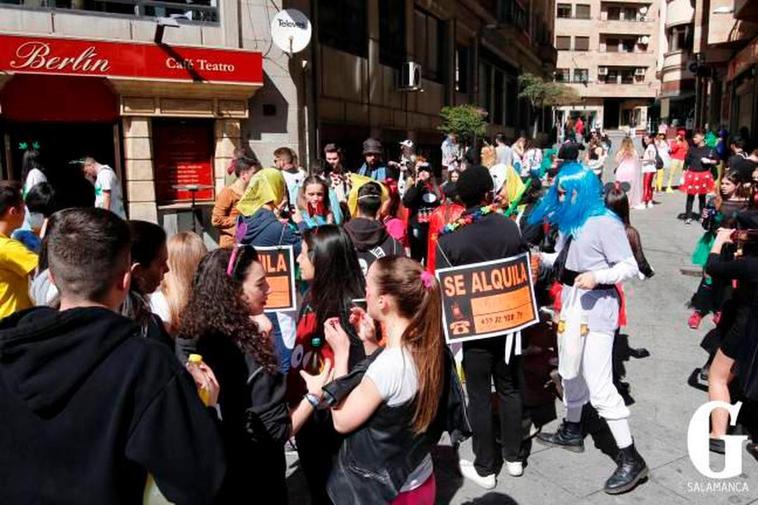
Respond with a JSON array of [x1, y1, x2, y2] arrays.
[[639, 6, 648, 14], [271, 9, 312, 54], [640, 36, 650, 44]]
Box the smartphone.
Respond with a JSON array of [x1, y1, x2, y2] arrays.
[[351, 298, 367, 311]]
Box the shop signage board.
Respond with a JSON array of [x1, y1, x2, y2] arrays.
[[153, 121, 214, 203], [256, 246, 297, 312], [0, 33, 263, 85], [435, 252, 539, 344]]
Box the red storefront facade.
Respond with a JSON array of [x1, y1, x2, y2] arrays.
[[0, 32, 263, 226]]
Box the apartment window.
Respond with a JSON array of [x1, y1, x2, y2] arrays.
[[479, 64, 493, 117], [575, 4, 591, 19], [557, 3, 572, 18], [555, 68, 570, 82], [556, 36, 571, 50], [319, 0, 368, 57], [414, 9, 446, 82], [623, 7, 637, 20], [606, 69, 619, 82], [622, 39, 636, 52], [668, 25, 693, 52], [605, 37, 619, 52], [2, 0, 219, 22], [498, 0, 530, 32], [574, 36, 590, 51], [621, 68, 635, 83], [573, 68, 589, 82], [379, 0, 405, 67], [455, 46, 470, 93], [607, 6, 621, 20]]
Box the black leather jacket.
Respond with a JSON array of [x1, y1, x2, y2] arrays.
[[323, 348, 470, 504]]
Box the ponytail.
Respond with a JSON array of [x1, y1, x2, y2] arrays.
[[373, 257, 444, 433]]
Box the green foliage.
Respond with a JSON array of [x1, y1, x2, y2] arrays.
[[438, 104, 488, 139], [518, 73, 580, 108]]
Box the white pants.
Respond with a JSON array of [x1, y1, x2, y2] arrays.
[[563, 331, 630, 421]]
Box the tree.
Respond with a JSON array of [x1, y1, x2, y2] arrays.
[[518, 73, 581, 137], [438, 104, 488, 142]]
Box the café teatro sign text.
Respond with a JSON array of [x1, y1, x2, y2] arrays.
[[0, 34, 262, 84]]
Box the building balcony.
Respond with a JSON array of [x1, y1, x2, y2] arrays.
[[538, 43, 558, 65], [598, 19, 658, 34], [592, 51, 658, 67], [665, 0, 695, 27], [564, 80, 658, 98], [661, 49, 693, 73]]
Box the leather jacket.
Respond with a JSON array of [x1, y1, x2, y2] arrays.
[[324, 348, 471, 504]]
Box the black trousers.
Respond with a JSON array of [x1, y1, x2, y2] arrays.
[[685, 194, 707, 217], [463, 337, 524, 476], [295, 411, 341, 505]]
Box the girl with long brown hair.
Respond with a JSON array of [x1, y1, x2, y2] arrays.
[[323, 256, 447, 504]]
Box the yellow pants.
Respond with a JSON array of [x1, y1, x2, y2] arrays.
[[667, 159, 684, 189], [655, 169, 664, 192]]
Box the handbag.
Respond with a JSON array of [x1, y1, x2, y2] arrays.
[[557, 286, 589, 381]]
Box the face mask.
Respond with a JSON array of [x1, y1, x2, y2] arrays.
[[28, 212, 44, 230]]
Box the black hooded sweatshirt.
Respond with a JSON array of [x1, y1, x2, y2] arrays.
[[0, 306, 225, 505], [344, 217, 404, 275]]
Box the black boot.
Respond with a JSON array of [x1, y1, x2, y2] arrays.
[[536, 419, 584, 453], [604, 443, 648, 494]]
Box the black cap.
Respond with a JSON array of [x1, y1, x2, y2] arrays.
[[456, 165, 493, 207]]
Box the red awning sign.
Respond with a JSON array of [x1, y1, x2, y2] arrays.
[[0, 33, 263, 85]]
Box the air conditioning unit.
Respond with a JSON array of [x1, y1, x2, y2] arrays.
[[635, 67, 646, 76], [398, 61, 422, 91], [598, 67, 609, 76]]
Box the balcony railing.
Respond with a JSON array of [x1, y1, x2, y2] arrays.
[[0, 0, 219, 23]]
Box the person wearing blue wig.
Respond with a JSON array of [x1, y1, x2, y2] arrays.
[[529, 163, 648, 494]]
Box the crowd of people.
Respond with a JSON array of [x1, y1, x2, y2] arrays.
[[0, 123, 756, 504]]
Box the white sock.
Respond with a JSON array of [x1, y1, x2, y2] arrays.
[[607, 418, 633, 449], [566, 407, 583, 423]]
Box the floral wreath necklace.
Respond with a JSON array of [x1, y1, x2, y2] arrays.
[[439, 204, 502, 235]]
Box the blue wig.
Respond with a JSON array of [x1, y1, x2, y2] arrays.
[[528, 161, 616, 238]]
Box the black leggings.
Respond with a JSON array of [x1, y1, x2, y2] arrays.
[[685, 194, 707, 217]]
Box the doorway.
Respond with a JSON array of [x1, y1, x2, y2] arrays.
[[603, 99, 622, 129], [6, 122, 116, 210]]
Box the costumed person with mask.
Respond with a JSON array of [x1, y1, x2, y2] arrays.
[[529, 162, 648, 495]]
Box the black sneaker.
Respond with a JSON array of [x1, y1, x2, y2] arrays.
[[604, 443, 649, 494], [536, 419, 585, 453]]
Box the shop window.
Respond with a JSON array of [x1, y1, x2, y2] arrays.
[[319, 0, 368, 58], [455, 46, 470, 93], [556, 36, 571, 50], [8, 0, 219, 22], [573, 68, 588, 82], [555, 68, 570, 82], [414, 9, 446, 83], [557, 4, 572, 18], [379, 0, 405, 68], [575, 4, 591, 19], [574, 36, 590, 51]]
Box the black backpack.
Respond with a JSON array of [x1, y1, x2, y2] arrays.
[[653, 145, 664, 170]]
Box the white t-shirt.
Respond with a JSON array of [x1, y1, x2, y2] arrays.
[[365, 347, 434, 492], [23, 168, 47, 197], [95, 165, 126, 219], [149, 290, 171, 326], [642, 144, 657, 174]]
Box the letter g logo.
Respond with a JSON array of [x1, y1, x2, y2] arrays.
[[687, 401, 747, 479]]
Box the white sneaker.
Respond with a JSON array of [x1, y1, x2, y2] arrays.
[[505, 460, 524, 477], [647, 201, 654, 208], [632, 203, 646, 210], [459, 459, 496, 489]]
